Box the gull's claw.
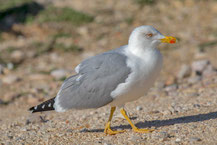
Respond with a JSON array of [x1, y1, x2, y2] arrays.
[[104, 122, 125, 135], [132, 127, 154, 133]]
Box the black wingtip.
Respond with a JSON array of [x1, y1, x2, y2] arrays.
[[28, 97, 55, 113], [29, 106, 37, 113], [29, 106, 34, 112]]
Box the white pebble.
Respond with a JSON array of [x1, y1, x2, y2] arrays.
[[51, 69, 68, 80]]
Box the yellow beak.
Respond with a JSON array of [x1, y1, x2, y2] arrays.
[[160, 36, 176, 44]]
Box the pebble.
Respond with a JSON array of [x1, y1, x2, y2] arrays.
[[189, 137, 202, 142], [175, 138, 181, 143], [187, 76, 201, 84], [7, 63, 14, 70], [202, 64, 217, 77], [136, 106, 143, 111], [193, 104, 201, 108], [8, 135, 13, 139], [164, 84, 178, 92], [50, 69, 67, 80], [103, 143, 112, 145], [78, 27, 89, 36], [10, 50, 25, 64], [2, 75, 20, 84], [191, 59, 209, 73], [177, 64, 191, 79], [90, 111, 97, 115]]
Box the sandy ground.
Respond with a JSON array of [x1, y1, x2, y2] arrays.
[[0, 0, 217, 144]]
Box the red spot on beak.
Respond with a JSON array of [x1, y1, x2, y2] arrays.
[[170, 39, 176, 44]]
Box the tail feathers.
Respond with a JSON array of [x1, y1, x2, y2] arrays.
[[29, 97, 55, 113]]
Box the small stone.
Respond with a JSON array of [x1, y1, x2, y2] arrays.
[[25, 119, 31, 125], [10, 50, 25, 64], [90, 111, 97, 115], [189, 137, 202, 142], [103, 143, 112, 145], [7, 63, 14, 70], [174, 106, 184, 113], [2, 75, 20, 84], [164, 84, 178, 92], [202, 64, 217, 77], [175, 138, 181, 143], [78, 27, 89, 36], [8, 135, 13, 139], [21, 128, 27, 131], [177, 64, 191, 79], [191, 59, 209, 73], [51, 69, 67, 80], [188, 76, 201, 84], [136, 106, 143, 111]]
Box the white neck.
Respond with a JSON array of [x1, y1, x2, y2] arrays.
[[126, 42, 157, 59]]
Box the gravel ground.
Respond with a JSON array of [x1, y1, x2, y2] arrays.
[[0, 75, 217, 145], [0, 0, 217, 144]]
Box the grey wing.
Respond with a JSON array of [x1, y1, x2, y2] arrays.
[[54, 52, 131, 110]]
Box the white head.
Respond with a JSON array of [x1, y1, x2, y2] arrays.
[[128, 25, 176, 49]]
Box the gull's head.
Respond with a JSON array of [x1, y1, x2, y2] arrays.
[[128, 25, 176, 49]]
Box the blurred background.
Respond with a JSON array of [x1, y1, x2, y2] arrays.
[[0, 0, 217, 144]]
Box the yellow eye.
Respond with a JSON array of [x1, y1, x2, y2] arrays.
[[146, 33, 153, 37]]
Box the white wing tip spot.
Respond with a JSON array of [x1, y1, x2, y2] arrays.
[[54, 93, 67, 112], [75, 64, 81, 73]]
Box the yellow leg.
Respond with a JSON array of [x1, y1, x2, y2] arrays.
[[120, 108, 154, 133], [104, 107, 125, 135]]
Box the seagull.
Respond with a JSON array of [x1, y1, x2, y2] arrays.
[[29, 25, 176, 135]]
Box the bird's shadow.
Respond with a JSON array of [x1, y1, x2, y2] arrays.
[[81, 111, 217, 133]]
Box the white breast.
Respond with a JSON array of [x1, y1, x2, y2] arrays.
[[110, 48, 163, 107]]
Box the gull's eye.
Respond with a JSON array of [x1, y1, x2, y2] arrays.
[[146, 33, 153, 38]]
